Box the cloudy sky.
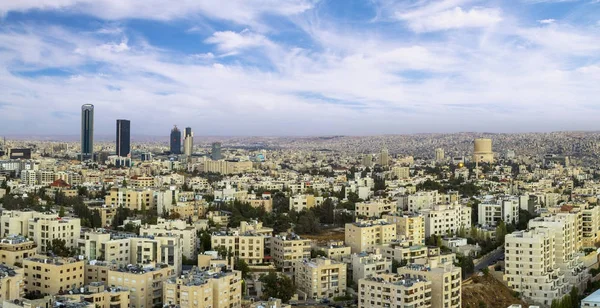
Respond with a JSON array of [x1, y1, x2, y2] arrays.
[[1, 0, 600, 136]]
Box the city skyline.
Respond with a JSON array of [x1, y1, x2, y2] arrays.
[[1, 1, 600, 135]]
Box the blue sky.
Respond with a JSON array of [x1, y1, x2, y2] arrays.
[[1, 0, 600, 136]]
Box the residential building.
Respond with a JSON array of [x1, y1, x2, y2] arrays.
[[61, 282, 130, 308], [107, 263, 174, 308], [355, 200, 394, 218], [315, 241, 351, 261], [211, 231, 265, 265], [104, 187, 155, 212], [289, 194, 324, 212], [383, 213, 425, 245], [478, 197, 523, 226], [398, 262, 461, 308], [23, 256, 84, 296], [358, 274, 432, 308], [350, 250, 392, 284], [271, 233, 311, 272], [582, 289, 600, 307], [391, 166, 410, 179], [0, 264, 23, 302], [345, 220, 397, 253], [140, 218, 198, 260], [294, 258, 347, 300], [504, 227, 568, 306], [420, 204, 471, 237], [581, 205, 600, 247], [163, 266, 242, 308], [0, 235, 36, 266]]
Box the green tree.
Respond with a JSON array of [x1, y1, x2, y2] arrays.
[[234, 258, 251, 279], [570, 287, 579, 308], [391, 259, 407, 273], [495, 220, 508, 245], [59, 206, 66, 218], [47, 239, 73, 257], [259, 272, 295, 302]]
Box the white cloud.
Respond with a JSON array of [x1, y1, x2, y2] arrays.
[[538, 18, 556, 24], [399, 6, 502, 32], [205, 29, 272, 53], [0, 0, 316, 30]]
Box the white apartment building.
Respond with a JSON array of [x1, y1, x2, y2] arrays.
[[581, 205, 600, 247], [140, 218, 198, 259], [398, 191, 459, 212], [383, 213, 425, 245], [1, 211, 81, 253], [477, 196, 524, 226], [504, 227, 569, 306], [350, 250, 392, 284], [420, 204, 471, 237]]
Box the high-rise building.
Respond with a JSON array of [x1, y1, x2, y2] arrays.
[[379, 147, 389, 167], [81, 104, 94, 160], [473, 138, 493, 163], [116, 119, 130, 157], [435, 148, 445, 162], [170, 126, 181, 154], [211, 142, 222, 160], [183, 127, 193, 156]]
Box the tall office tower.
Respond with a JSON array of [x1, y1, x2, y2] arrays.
[[378, 147, 389, 167], [361, 154, 372, 168], [211, 142, 222, 160], [81, 104, 94, 160], [473, 138, 494, 163], [170, 126, 182, 155], [116, 119, 131, 157], [183, 127, 193, 156], [435, 148, 445, 162]]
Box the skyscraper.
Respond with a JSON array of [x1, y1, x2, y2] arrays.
[[81, 104, 94, 160], [435, 148, 445, 162], [170, 126, 181, 154], [183, 127, 193, 156], [116, 119, 131, 157], [211, 142, 222, 160], [379, 147, 389, 167]]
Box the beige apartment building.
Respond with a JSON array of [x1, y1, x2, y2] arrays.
[[0, 265, 23, 302], [289, 194, 324, 212], [581, 205, 600, 247], [350, 250, 392, 284], [140, 218, 198, 260], [358, 274, 432, 308], [314, 241, 351, 261], [345, 220, 397, 253], [203, 160, 253, 175], [294, 258, 347, 300], [271, 234, 312, 272], [1, 211, 81, 253], [84, 260, 113, 285], [355, 200, 394, 218], [398, 262, 461, 308], [0, 235, 37, 266], [504, 227, 569, 306], [23, 256, 85, 296], [107, 264, 174, 308], [211, 231, 265, 265], [129, 175, 155, 188], [163, 267, 242, 308], [420, 204, 471, 237], [383, 213, 425, 245], [391, 166, 410, 179], [61, 282, 130, 308], [105, 187, 155, 211]]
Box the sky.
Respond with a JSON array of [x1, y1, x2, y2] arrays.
[[1, 0, 600, 136]]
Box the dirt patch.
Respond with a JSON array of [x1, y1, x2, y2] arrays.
[[301, 228, 345, 244], [462, 273, 529, 308]]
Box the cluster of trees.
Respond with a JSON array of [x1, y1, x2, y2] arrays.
[[550, 287, 580, 308], [455, 254, 475, 278], [47, 239, 78, 257], [259, 272, 295, 302], [417, 178, 480, 197]]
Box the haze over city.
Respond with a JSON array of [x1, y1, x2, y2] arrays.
[[1, 0, 600, 135]]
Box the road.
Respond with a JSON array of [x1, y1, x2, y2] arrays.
[[474, 247, 504, 272]]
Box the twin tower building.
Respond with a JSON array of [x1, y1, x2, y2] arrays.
[[80, 104, 196, 160]]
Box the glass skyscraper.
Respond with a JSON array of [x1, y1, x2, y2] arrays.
[[211, 142, 222, 160], [170, 126, 182, 154], [81, 104, 94, 160], [116, 119, 131, 157]]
